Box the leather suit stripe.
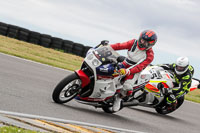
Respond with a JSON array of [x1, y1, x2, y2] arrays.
[[130, 40, 137, 52]]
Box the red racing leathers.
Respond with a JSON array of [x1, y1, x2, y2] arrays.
[[110, 39, 154, 80]]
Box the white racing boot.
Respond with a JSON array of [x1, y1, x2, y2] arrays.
[[112, 94, 122, 112]]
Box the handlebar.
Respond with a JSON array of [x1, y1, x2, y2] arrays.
[[94, 40, 109, 49]]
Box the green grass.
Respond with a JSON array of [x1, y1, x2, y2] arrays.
[[185, 89, 200, 103], [0, 126, 41, 133], [0, 35, 83, 71], [0, 35, 199, 103]]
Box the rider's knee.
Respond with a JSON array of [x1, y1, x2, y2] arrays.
[[123, 83, 132, 91]]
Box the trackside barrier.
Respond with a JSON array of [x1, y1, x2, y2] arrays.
[[0, 21, 92, 57]]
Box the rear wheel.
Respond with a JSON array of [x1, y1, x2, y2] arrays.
[[52, 73, 82, 104]]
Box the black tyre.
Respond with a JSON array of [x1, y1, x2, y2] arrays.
[[18, 28, 30, 41], [63, 40, 74, 53], [51, 37, 63, 49], [102, 106, 115, 113], [7, 25, 19, 39], [0, 25, 8, 36], [52, 73, 82, 104], [29, 38, 39, 44], [28, 31, 40, 44], [155, 96, 184, 115], [39, 34, 52, 47], [7, 31, 18, 38], [72, 43, 85, 56]]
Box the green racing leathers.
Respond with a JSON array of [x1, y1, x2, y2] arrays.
[[160, 63, 194, 104]]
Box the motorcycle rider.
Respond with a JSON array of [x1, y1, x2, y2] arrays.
[[109, 30, 158, 111], [160, 56, 194, 108]]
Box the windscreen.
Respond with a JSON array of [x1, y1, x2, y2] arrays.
[[93, 46, 120, 63]]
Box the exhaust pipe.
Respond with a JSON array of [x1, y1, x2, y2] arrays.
[[122, 100, 139, 107]]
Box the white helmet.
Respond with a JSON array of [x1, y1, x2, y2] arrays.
[[175, 56, 189, 75]]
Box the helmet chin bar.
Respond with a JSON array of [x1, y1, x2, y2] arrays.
[[137, 40, 147, 51], [138, 38, 155, 51]]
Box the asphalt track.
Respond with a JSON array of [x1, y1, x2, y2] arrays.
[[0, 52, 199, 133]]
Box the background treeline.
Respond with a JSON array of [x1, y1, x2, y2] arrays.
[[0, 21, 92, 57]]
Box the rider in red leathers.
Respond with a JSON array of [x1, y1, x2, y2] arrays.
[[111, 30, 157, 111]]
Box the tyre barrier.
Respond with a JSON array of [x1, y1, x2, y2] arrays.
[[0, 22, 8, 36], [7, 25, 19, 39], [18, 28, 30, 41], [39, 34, 52, 48], [51, 37, 63, 49], [0, 21, 92, 57], [72, 43, 85, 57], [63, 40, 74, 53], [28, 31, 40, 44]]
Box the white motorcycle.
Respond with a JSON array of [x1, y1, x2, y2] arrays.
[[122, 65, 199, 114], [52, 43, 199, 114]]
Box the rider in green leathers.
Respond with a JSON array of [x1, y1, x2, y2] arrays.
[[160, 57, 194, 106]]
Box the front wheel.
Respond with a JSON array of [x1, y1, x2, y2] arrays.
[[52, 73, 82, 104], [155, 96, 184, 115]]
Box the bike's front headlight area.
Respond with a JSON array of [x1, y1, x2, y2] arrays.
[[87, 54, 94, 60], [92, 59, 100, 66]]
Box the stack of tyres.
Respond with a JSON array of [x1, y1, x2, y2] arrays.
[[28, 31, 40, 44], [72, 43, 85, 57], [17, 28, 30, 41], [39, 34, 52, 47], [50, 37, 63, 50], [62, 40, 74, 53], [7, 25, 19, 39], [0, 22, 8, 36], [0, 21, 90, 58]]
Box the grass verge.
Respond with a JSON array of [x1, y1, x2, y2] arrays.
[[0, 35, 199, 103], [0, 126, 41, 133], [185, 89, 200, 103], [0, 35, 83, 71]]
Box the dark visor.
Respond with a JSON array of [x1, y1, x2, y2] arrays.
[[140, 39, 154, 48], [176, 66, 186, 72]]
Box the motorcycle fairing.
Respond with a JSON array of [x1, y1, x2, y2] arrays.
[[75, 70, 90, 88], [75, 96, 105, 102], [78, 46, 122, 101], [145, 83, 160, 93], [189, 79, 199, 91]]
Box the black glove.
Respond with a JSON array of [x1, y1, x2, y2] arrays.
[[157, 82, 164, 90], [117, 56, 126, 62], [166, 93, 177, 110], [157, 83, 169, 95], [166, 93, 176, 104], [101, 40, 109, 45]]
